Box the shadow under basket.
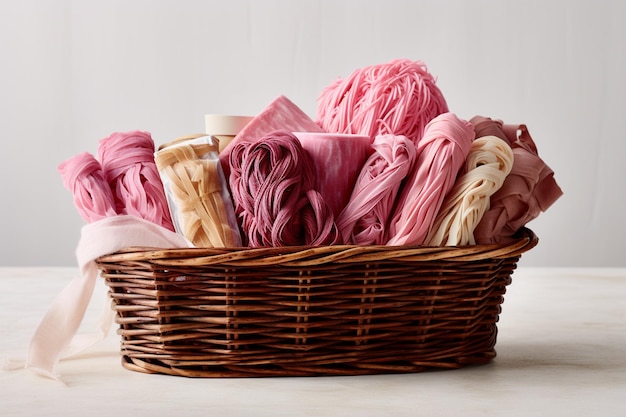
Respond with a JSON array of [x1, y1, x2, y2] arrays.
[[96, 228, 538, 378]]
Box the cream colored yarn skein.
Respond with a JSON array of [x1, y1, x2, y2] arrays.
[[155, 138, 241, 248], [425, 135, 514, 246]]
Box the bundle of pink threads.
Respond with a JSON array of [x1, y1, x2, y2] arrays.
[[336, 134, 417, 245], [59, 130, 175, 231], [316, 58, 449, 144], [229, 130, 340, 247], [58, 152, 117, 223], [386, 112, 475, 246], [98, 131, 174, 231]]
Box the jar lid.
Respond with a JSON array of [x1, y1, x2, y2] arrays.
[[205, 114, 253, 136]]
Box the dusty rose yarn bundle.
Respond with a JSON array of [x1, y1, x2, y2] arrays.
[[229, 130, 340, 247], [59, 130, 175, 231], [316, 58, 449, 144], [58, 152, 117, 223], [98, 131, 174, 231]]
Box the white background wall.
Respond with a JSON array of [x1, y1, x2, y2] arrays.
[[1, 0, 624, 267]]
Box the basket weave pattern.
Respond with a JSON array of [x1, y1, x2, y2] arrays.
[[96, 228, 537, 377]]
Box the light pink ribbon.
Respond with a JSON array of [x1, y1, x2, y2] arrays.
[[57, 152, 117, 222], [98, 131, 175, 231], [386, 113, 475, 246], [337, 134, 417, 245], [24, 215, 191, 380]]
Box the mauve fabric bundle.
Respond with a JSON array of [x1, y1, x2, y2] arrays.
[[229, 130, 340, 247], [386, 112, 475, 246], [58, 152, 117, 223], [98, 130, 175, 231], [337, 134, 417, 245], [470, 116, 563, 244]]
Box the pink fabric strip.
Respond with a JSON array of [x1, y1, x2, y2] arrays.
[[98, 131, 175, 231], [25, 215, 191, 380], [316, 58, 449, 145], [386, 113, 475, 246], [337, 134, 417, 245], [229, 130, 340, 247], [470, 116, 563, 244], [58, 152, 118, 222]]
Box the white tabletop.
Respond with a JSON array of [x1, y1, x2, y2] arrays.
[[1, 267, 625, 417]]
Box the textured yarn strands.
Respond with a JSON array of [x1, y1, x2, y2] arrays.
[[229, 130, 340, 247], [98, 131, 175, 231], [316, 58, 449, 144], [470, 116, 563, 244], [386, 113, 475, 246], [424, 136, 514, 246], [155, 137, 242, 248], [58, 152, 118, 223], [336, 134, 417, 245]]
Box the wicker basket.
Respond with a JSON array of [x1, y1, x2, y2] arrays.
[[96, 227, 537, 378]]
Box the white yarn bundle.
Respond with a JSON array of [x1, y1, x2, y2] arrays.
[[424, 135, 514, 246]]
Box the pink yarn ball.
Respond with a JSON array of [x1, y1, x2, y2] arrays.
[[317, 58, 449, 144]]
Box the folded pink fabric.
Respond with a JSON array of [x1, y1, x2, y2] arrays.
[[25, 215, 191, 381], [316, 58, 449, 145], [98, 131, 175, 231], [293, 132, 372, 218], [58, 152, 118, 222], [386, 113, 475, 246], [229, 130, 340, 247], [470, 116, 563, 243], [337, 134, 417, 245]]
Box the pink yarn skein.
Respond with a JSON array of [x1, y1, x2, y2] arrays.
[[386, 113, 475, 246], [98, 131, 175, 231], [229, 130, 340, 247], [58, 152, 118, 223], [316, 58, 449, 144], [336, 134, 417, 245]]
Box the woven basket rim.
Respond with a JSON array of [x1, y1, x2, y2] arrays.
[[96, 227, 537, 267]]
